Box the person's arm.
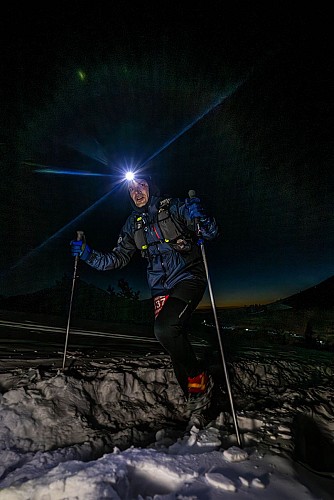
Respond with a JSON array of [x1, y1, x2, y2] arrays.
[[70, 217, 137, 271], [87, 229, 136, 270]]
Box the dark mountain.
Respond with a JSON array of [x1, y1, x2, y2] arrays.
[[278, 275, 334, 310], [1, 275, 333, 326], [0, 275, 153, 324]]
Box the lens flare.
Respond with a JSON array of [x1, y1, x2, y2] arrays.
[[125, 171, 135, 181]]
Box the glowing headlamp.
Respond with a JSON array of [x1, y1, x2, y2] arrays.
[[122, 168, 149, 185], [125, 171, 135, 181]]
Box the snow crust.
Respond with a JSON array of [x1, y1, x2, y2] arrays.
[[0, 354, 333, 499]]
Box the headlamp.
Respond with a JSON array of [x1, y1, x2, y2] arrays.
[[125, 171, 135, 181]]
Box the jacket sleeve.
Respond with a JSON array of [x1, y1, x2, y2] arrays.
[[176, 199, 219, 241], [86, 217, 137, 271]]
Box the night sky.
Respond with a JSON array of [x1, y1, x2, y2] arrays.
[[1, 3, 333, 307]]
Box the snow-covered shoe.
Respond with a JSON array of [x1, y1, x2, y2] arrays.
[[187, 371, 214, 417], [186, 412, 208, 432]]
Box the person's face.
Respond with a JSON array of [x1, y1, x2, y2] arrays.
[[128, 179, 150, 208]]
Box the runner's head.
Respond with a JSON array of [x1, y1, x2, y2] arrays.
[[128, 174, 160, 210]]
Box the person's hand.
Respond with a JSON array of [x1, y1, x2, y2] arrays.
[[71, 240, 83, 257], [70, 240, 91, 261], [185, 197, 206, 220]]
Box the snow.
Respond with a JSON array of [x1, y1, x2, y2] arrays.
[[0, 353, 333, 499]]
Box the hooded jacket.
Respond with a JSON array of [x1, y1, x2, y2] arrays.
[[85, 183, 218, 297]]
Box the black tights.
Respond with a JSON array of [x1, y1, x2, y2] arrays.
[[154, 280, 206, 395]]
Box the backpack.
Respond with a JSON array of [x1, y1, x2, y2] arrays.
[[134, 198, 193, 255]]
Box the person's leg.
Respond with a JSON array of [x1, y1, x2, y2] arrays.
[[154, 280, 206, 395], [154, 297, 200, 394]]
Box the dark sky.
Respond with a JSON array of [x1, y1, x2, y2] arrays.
[[1, 3, 333, 306]]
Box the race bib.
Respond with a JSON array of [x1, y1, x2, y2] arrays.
[[153, 295, 170, 318]]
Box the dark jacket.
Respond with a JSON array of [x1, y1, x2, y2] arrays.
[[85, 195, 218, 297]]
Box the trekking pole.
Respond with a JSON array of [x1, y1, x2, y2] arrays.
[[62, 230, 84, 370], [189, 190, 242, 447]]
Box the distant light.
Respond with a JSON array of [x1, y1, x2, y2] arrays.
[[78, 70, 86, 81], [125, 171, 135, 181]]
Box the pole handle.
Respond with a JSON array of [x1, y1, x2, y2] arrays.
[[76, 230, 85, 242]]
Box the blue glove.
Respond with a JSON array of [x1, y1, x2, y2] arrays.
[[70, 240, 91, 261], [185, 197, 206, 220]]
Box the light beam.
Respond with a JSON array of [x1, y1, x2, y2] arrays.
[[6, 78, 247, 276]]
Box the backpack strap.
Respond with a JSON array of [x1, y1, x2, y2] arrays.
[[133, 214, 163, 256], [157, 199, 194, 252], [157, 198, 184, 242], [133, 215, 149, 252]]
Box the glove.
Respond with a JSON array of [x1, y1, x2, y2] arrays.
[[70, 239, 91, 261], [185, 197, 206, 220]]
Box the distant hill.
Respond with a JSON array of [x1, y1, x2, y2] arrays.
[[2, 275, 333, 321], [277, 275, 334, 310], [0, 275, 153, 324]]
